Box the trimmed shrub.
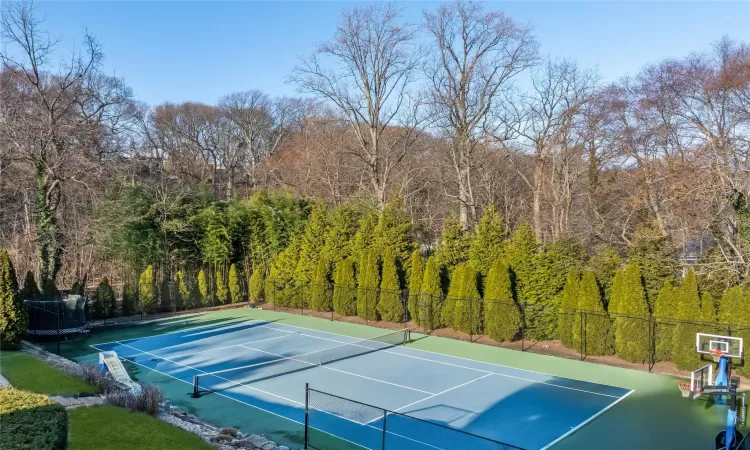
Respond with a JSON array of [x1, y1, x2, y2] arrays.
[[608, 269, 624, 314], [484, 260, 520, 342], [671, 269, 703, 370], [249, 268, 265, 304], [407, 249, 424, 324], [614, 264, 650, 363], [294, 203, 329, 284], [333, 258, 357, 316], [138, 265, 156, 313], [719, 287, 750, 377], [420, 256, 443, 329], [96, 278, 117, 318], [215, 267, 229, 304], [700, 292, 716, 323], [357, 250, 379, 321], [434, 215, 471, 280], [176, 271, 192, 310], [587, 247, 622, 306], [197, 269, 210, 306], [377, 249, 404, 322], [19, 271, 41, 300], [574, 271, 613, 356], [0, 387, 68, 450], [452, 265, 482, 334], [228, 264, 243, 304], [310, 258, 332, 312], [559, 269, 580, 349], [653, 280, 678, 361], [0, 250, 27, 350]]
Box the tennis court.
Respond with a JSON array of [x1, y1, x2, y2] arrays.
[[91, 318, 632, 450]]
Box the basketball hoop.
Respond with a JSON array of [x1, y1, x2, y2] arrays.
[[677, 382, 692, 398], [710, 349, 724, 363]]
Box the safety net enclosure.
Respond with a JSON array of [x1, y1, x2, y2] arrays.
[[25, 294, 88, 336]]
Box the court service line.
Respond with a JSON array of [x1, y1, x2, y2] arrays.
[[89, 343, 370, 450], [114, 341, 303, 406], [539, 389, 635, 450], [237, 344, 435, 395], [262, 320, 630, 393], [155, 333, 295, 358], [259, 322, 622, 399]]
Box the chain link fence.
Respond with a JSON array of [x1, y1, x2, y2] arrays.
[[262, 278, 750, 373], [305, 385, 525, 450]]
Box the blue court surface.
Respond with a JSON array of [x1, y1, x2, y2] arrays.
[[92, 319, 633, 450]]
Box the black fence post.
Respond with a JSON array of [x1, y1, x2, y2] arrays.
[[422, 293, 427, 336], [520, 305, 525, 351], [469, 298, 473, 343], [648, 315, 654, 372], [273, 280, 276, 312], [56, 311, 61, 355], [304, 383, 310, 449], [579, 310, 585, 361]]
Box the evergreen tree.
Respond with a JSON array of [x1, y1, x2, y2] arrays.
[[558, 270, 580, 349], [420, 256, 443, 329], [719, 287, 750, 377], [228, 264, 243, 304], [294, 203, 329, 284], [197, 269, 210, 306], [351, 210, 379, 264], [0, 249, 27, 350], [434, 216, 471, 280], [70, 280, 84, 296], [378, 249, 404, 322], [671, 269, 703, 370], [453, 265, 482, 334], [320, 204, 358, 266], [372, 199, 414, 263], [484, 260, 520, 342], [121, 281, 137, 316], [626, 224, 679, 308], [19, 271, 41, 300], [215, 267, 229, 304], [249, 268, 265, 304], [699, 292, 717, 328], [160, 278, 173, 312], [608, 269, 625, 314], [441, 264, 463, 328], [176, 271, 192, 310], [90, 284, 104, 319], [407, 249, 424, 324], [268, 236, 302, 306], [139, 265, 156, 313], [614, 264, 650, 363], [574, 271, 613, 356], [310, 258, 333, 312], [357, 250, 379, 321], [653, 280, 679, 361], [468, 205, 506, 276], [587, 247, 622, 306], [98, 278, 117, 318], [333, 257, 357, 316]]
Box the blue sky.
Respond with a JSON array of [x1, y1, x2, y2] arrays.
[[31, 1, 750, 106]]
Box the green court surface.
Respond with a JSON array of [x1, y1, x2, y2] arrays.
[[50, 308, 734, 449]]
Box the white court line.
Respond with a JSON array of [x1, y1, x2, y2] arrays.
[[114, 342, 301, 405], [94, 318, 265, 346], [259, 322, 622, 399], [90, 343, 442, 450], [237, 344, 435, 395], [263, 320, 630, 391], [158, 333, 294, 358], [539, 389, 635, 449], [90, 343, 369, 450], [390, 373, 493, 415]]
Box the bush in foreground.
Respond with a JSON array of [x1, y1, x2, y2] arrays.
[[0, 387, 68, 450]]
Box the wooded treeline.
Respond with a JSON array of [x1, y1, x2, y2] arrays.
[[1, 0, 749, 312]]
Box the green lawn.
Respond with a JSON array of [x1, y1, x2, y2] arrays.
[[0, 351, 97, 396], [68, 406, 214, 450]]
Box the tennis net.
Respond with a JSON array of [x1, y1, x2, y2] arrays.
[[192, 328, 409, 397]]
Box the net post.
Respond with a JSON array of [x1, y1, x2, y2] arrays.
[[381, 409, 387, 450], [192, 375, 200, 398], [304, 383, 309, 449]]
